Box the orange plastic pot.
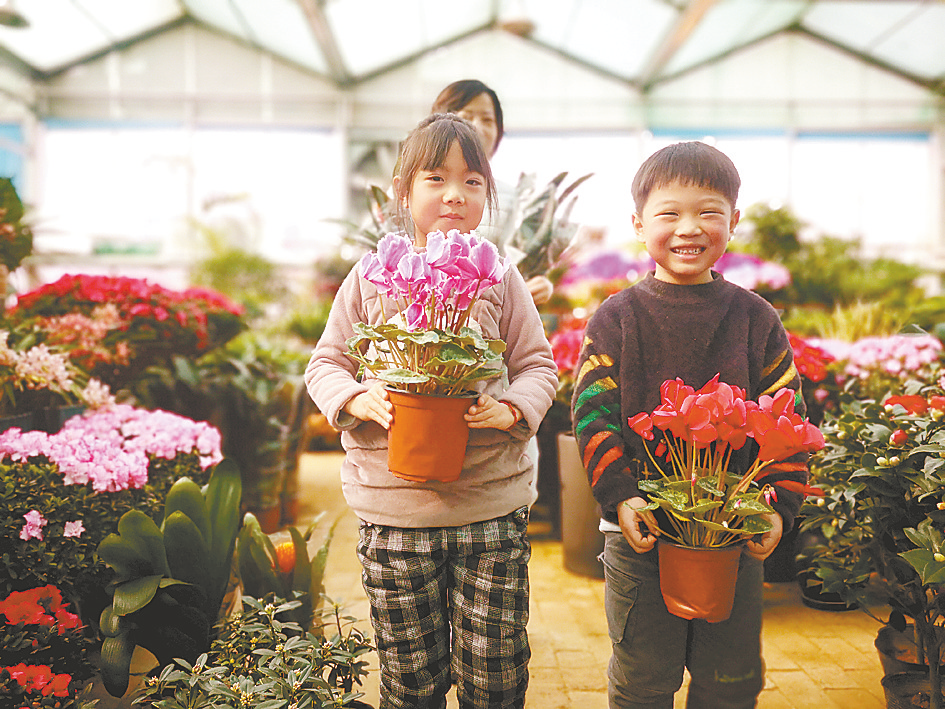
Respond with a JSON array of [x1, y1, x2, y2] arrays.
[[387, 389, 475, 483], [658, 540, 742, 623]]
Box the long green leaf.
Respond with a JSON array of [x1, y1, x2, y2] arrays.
[[99, 633, 136, 697], [204, 458, 243, 609], [163, 511, 211, 596], [97, 533, 157, 582]]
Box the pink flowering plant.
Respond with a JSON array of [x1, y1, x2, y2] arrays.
[[345, 230, 509, 396], [628, 375, 825, 548], [0, 405, 222, 626], [809, 332, 943, 402]]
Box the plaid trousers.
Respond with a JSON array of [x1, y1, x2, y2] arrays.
[[357, 507, 531, 709]]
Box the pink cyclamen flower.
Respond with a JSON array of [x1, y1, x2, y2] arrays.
[[63, 521, 84, 538], [20, 510, 48, 541]]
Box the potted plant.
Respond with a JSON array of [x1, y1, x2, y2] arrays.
[[96, 459, 242, 697], [627, 375, 825, 622], [344, 230, 509, 482], [800, 377, 945, 708]]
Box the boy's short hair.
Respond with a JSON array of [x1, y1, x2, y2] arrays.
[[631, 141, 740, 212]]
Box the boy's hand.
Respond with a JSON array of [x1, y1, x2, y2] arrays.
[[344, 381, 393, 429], [744, 512, 783, 561], [465, 394, 518, 430], [618, 497, 661, 553]]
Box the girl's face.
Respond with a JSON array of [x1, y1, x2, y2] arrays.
[[397, 140, 487, 245], [633, 180, 739, 286], [456, 92, 499, 158]]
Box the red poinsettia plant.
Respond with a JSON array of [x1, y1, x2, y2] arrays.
[[628, 375, 825, 548]]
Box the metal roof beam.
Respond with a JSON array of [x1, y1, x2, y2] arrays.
[[638, 0, 720, 91], [796, 25, 942, 98], [294, 0, 351, 87]]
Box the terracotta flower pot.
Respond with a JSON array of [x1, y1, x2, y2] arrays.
[[658, 540, 742, 623], [387, 389, 475, 483]]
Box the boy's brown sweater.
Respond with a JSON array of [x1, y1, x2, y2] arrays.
[[572, 271, 809, 530]]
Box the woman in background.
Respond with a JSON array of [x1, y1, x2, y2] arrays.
[[431, 79, 553, 305]]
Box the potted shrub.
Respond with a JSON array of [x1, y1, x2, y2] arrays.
[[801, 373, 945, 708], [96, 459, 242, 697], [627, 375, 824, 622]]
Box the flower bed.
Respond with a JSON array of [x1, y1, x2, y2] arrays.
[[0, 405, 222, 612]]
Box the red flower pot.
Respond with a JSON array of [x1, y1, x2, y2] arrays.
[[658, 540, 742, 623]]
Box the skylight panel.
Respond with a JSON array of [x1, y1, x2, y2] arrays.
[[0, 0, 180, 72], [662, 0, 806, 79], [525, 0, 674, 81], [326, 0, 489, 77]]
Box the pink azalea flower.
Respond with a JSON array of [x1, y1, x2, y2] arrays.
[[63, 520, 84, 538], [20, 510, 48, 541]]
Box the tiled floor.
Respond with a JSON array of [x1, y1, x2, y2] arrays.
[[297, 452, 888, 709]]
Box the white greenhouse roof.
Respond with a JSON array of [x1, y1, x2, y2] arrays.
[[0, 0, 942, 97]]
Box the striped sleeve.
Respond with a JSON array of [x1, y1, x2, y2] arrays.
[[571, 310, 640, 520], [754, 322, 809, 532]]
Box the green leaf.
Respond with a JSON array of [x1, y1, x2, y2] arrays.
[[163, 477, 210, 542], [900, 549, 945, 585], [116, 510, 170, 578], [376, 368, 428, 385], [204, 458, 243, 610], [99, 633, 136, 697], [112, 574, 164, 616], [97, 533, 158, 581], [289, 525, 311, 595], [163, 511, 211, 595]]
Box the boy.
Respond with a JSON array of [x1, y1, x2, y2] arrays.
[[571, 142, 808, 708]]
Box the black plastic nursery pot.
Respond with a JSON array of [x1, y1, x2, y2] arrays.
[[881, 671, 945, 709]]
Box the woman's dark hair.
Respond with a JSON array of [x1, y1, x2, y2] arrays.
[[394, 113, 497, 233], [430, 79, 504, 154], [631, 142, 741, 212]]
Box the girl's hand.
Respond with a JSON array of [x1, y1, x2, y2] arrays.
[[344, 381, 393, 429], [745, 512, 783, 561], [465, 394, 519, 430], [618, 497, 661, 553]]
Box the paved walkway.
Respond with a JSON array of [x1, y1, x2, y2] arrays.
[[298, 452, 887, 709]]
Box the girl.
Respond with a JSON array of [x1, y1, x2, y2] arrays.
[[305, 113, 557, 709]]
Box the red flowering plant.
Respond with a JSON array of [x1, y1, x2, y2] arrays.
[[788, 332, 840, 426], [799, 366, 945, 703], [0, 584, 97, 708], [548, 317, 586, 406], [628, 375, 825, 548], [6, 274, 246, 393]]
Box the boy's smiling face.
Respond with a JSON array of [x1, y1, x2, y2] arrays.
[[633, 180, 740, 286]]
